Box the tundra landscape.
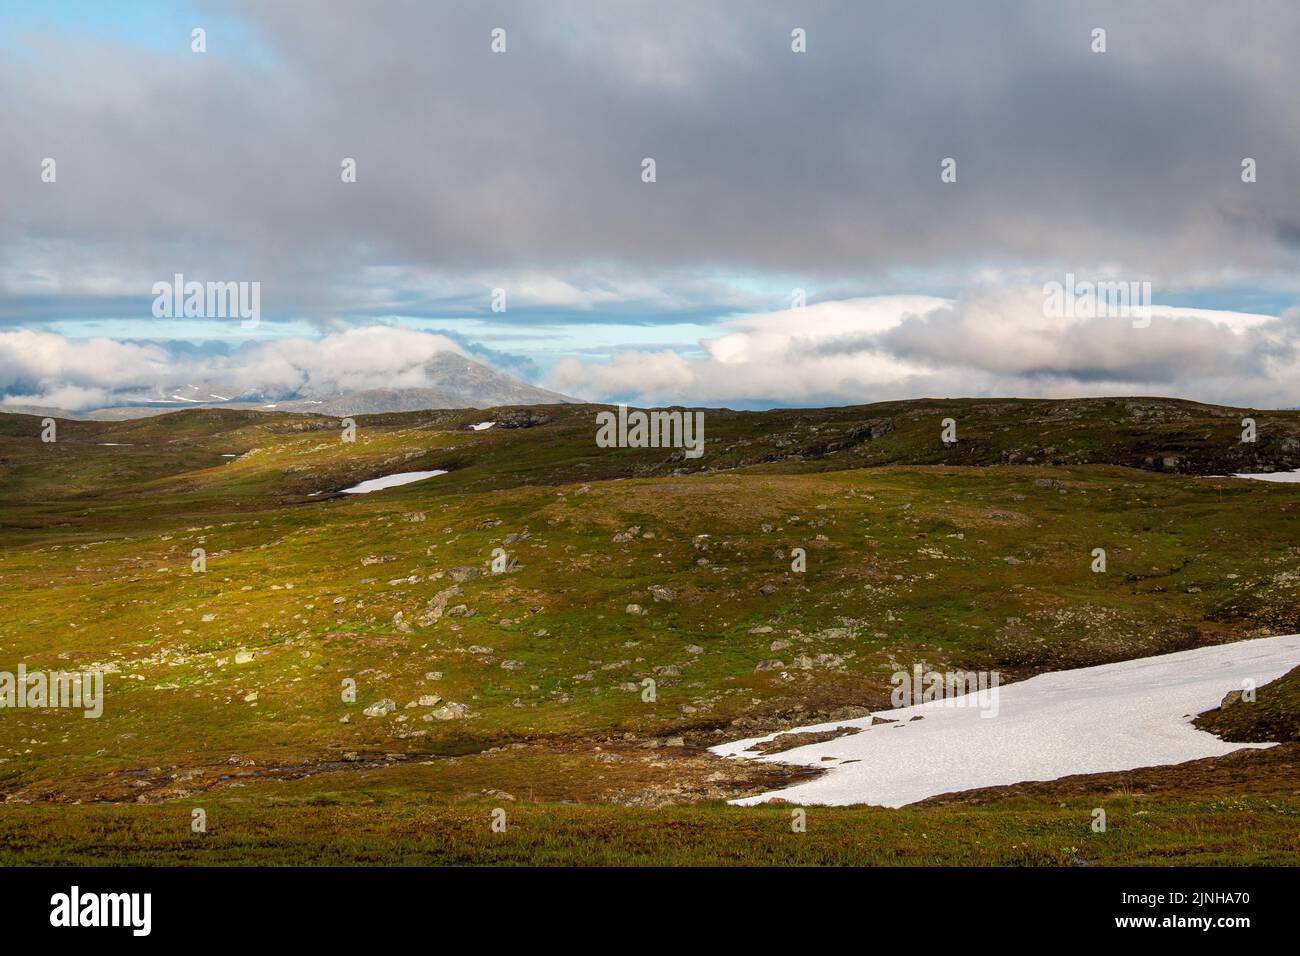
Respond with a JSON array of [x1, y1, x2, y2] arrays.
[[2, 396, 1298, 865], [4, 4, 1300, 931]]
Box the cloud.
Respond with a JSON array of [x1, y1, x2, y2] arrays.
[[547, 290, 1300, 408], [0, 326, 471, 409], [4, 1, 1300, 327]]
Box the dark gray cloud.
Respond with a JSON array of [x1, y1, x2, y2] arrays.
[[4, 0, 1300, 327]]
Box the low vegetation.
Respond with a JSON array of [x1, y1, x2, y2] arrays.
[[1, 397, 1297, 864]]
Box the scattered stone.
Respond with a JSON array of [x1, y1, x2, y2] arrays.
[[429, 702, 470, 720], [363, 698, 396, 718], [419, 586, 462, 626]]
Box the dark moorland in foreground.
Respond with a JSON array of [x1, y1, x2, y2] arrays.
[[1, 396, 1298, 865]]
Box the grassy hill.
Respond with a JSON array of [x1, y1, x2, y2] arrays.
[[1, 396, 1297, 864]]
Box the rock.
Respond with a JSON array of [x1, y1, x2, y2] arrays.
[[243, 691, 258, 702], [754, 659, 785, 672], [684, 644, 704, 654], [418, 695, 442, 707], [649, 585, 675, 603], [1220, 690, 1244, 708], [625, 603, 647, 616], [363, 698, 396, 718], [430, 702, 470, 720], [419, 586, 461, 626], [770, 639, 791, 652], [759, 583, 778, 596], [665, 737, 685, 747], [494, 409, 550, 429], [501, 660, 525, 670], [234, 650, 255, 664], [448, 566, 480, 583]]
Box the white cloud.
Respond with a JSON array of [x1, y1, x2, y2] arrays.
[[548, 289, 1300, 408], [0, 326, 469, 410]]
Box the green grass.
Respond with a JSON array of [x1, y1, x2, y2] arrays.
[[2, 793, 1297, 866], [1, 397, 1298, 864]]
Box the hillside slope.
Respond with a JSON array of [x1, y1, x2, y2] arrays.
[[1, 395, 1297, 864]]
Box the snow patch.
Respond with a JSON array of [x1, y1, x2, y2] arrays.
[[1232, 469, 1300, 483], [712, 634, 1300, 807], [340, 470, 449, 494]]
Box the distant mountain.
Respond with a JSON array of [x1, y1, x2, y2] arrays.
[[2, 352, 579, 420]]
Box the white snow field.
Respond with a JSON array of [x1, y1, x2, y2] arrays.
[[340, 470, 448, 494], [1233, 469, 1300, 483], [712, 634, 1300, 808]]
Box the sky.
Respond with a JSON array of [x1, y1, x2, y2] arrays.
[[2, 0, 1300, 410]]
